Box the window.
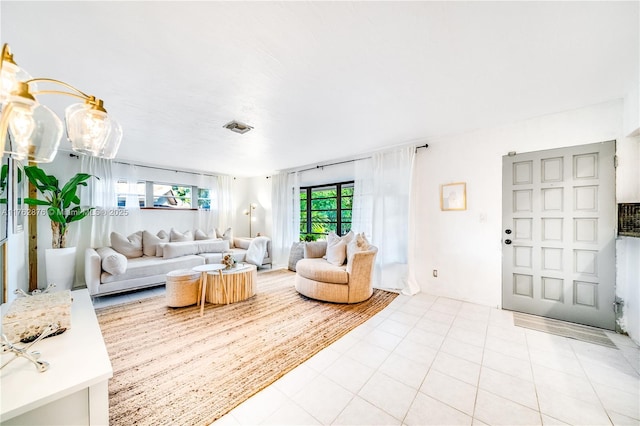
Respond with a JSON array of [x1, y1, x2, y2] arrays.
[[116, 180, 146, 208], [152, 184, 192, 208], [197, 188, 213, 210], [117, 179, 213, 210], [300, 181, 353, 239]]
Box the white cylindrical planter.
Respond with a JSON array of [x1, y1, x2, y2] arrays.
[[45, 247, 77, 291]]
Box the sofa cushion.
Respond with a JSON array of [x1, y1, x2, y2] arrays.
[[296, 258, 349, 284], [143, 230, 169, 257], [304, 241, 327, 259], [101, 255, 204, 284], [97, 247, 127, 275], [197, 239, 229, 253], [170, 228, 194, 242], [111, 231, 143, 258]]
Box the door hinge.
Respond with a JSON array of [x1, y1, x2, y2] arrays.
[[614, 155, 619, 168]]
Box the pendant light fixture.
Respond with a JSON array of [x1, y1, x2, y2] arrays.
[[0, 43, 123, 163]]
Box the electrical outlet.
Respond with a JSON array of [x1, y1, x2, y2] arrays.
[[433, 269, 438, 278]]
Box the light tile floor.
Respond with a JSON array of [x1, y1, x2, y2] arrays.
[[93, 287, 640, 426]]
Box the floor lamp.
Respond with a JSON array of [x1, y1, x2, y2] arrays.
[[243, 203, 257, 237]]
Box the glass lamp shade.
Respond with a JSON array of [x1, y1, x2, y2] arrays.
[[65, 103, 111, 155], [5, 102, 63, 162], [97, 117, 122, 159], [0, 61, 35, 105]]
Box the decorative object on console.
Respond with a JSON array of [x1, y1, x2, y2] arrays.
[[13, 282, 57, 297], [1, 324, 59, 372], [1, 290, 71, 344], [0, 43, 123, 163]]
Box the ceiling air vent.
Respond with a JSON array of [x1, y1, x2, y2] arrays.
[[223, 120, 253, 134]]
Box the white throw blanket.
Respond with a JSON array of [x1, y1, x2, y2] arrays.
[[245, 236, 269, 266]]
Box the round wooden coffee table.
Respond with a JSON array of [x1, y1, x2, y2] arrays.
[[205, 263, 258, 305]]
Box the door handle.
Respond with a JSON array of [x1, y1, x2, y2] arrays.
[[505, 239, 512, 245], [505, 229, 512, 234]]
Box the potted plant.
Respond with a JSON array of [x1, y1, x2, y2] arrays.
[[23, 165, 96, 289]]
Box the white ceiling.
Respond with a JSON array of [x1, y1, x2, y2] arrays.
[[2, 1, 638, 177]]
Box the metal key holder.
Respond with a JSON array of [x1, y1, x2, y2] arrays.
[[1, 324, 60, 372]]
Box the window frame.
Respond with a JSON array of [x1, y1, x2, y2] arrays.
[[300, 180, 354, 238], [114, 180, 214, 211], [116, 179, 146, 208]]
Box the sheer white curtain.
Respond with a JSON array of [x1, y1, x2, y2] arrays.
[[352, 158, 374, 237], [76, 156, 117, 248], [196, 174, 218, 233], [217, 175, 233, 230], [271, 171, 300, 267], [74, 156, 117, 284], [352, 146, 418, 294]]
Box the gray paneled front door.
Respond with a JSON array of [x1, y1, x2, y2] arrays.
[[502, 141, 616, 330]]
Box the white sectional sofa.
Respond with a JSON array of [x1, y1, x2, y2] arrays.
[[85, 231, 271, 298]]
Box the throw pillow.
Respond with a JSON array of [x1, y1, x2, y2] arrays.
[[194, 229, 217, 240], [111, 231, 143, 258], [346, 232, 370, 264], [327, 230, 355, 246], [142, 230, 169, 257], [325, 239, 347, 266], [288, 242, 305, 271], [215, 227, 234, 248], [162, 241, 198, 259], [97, 247, 127, 275], [304, 241, 327, 258], [325, 231, 355, 260], [170, 228, 194, 242]]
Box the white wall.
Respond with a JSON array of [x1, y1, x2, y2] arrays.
[[232, 176, 272, 238], [413, 99, 640, 342]]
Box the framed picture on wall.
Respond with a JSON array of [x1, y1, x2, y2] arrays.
[[441, 182, 467, 211]]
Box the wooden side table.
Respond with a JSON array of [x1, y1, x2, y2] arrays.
[[193, 264, 226, 317]]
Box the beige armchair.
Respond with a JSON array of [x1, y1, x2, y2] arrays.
[[294, 244, 378, 303]]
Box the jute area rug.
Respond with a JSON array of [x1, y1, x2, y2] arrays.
[[96, 269, 397, 426]]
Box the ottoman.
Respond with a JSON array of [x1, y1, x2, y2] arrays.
[[166, 269, 200, 307]]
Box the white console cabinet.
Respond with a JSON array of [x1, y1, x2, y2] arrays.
[[1, 289, 113, 425]]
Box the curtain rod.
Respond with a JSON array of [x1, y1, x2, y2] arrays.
[[289, 144, 429, 175], [69, 153, 220, 179]]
